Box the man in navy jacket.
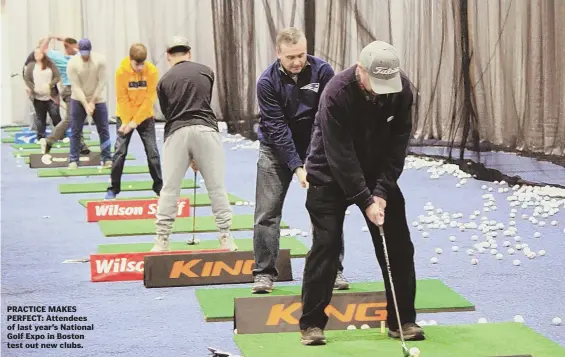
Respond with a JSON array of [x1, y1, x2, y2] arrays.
[[252, 27, 350, 293], [298, 41, 424, 346]]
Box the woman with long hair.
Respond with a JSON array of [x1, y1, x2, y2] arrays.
[[24, 48, 62, 140]]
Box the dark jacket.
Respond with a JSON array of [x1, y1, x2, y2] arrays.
[[24, 58, 61, 99], [256, 55, 335, 172], [305, 65, 414, 211], [157, 60, 218, 141]]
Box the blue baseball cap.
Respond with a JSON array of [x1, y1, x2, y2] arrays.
[[78, 38, 92, 56]]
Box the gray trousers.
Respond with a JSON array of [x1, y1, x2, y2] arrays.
[[252, 144, 345, 277], [155, 125, 232, 237], [47, 86, 87, 149]]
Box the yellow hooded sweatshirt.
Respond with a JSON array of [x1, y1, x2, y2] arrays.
[[115, 56, 159, 128]]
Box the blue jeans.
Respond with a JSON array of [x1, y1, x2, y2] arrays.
[[69, 100, 111, 163], [252, 144, 345, 277]]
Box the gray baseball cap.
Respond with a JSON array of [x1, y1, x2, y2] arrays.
[[358, 41, 402, 94], [166, 36, 191, 53]]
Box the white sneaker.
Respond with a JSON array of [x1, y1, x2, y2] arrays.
[[68, 162, 78, 169], [39, 138, 48, 154], [218, 232, 238, 251], [150, 236, 170, 252]]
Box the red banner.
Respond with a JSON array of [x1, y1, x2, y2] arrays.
[[90, 249, 227, 282], [86, 198, 190, 222]]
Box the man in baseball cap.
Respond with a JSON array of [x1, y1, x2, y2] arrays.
[[297, 40, 423, 346], [78, 38, 92, 58], [358, 40, 403, 94], [150, 35, 236, 253], [166, 36, 191, 54]]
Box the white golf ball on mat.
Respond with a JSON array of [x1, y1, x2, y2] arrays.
[[360, 324, 370, 329], [346, 325, 356, 330], [552, 317, 562, 326], [409, 347, 420, 357], [514, 315, 525, 323], [430, 257, 438, 264]]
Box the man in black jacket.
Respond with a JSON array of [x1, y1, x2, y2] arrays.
[[298, 41, 424, 346]]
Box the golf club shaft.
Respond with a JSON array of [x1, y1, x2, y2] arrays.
[[192, 170, 197, 240], [378, 225, 409, 355]]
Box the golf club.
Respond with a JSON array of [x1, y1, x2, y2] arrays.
[[378, 224, 410, 357], [186, 169, 199, 245]]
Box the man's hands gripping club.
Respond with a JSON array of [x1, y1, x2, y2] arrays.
[[366, 196, 386, 226], [294, 167, 309, 189]]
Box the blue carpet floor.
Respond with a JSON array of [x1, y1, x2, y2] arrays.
[[1, 124, 564, 356]]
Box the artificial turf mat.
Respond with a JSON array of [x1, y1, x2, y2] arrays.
[[59, 179, 198, 194], [12, 140, 99, 150], [233, 322, 565, 357], [25, 154, 135, 164], [195, 279, 474, 322], [78, 193, 245, 207], [98, 214, 287, 237], [13, 147, 123, 157], [97, 237, 308, 257], [38, 165, 149, 177], [2, 126, 92, 133], [4, 135, 92, 144], [2, 126, 28, 132]]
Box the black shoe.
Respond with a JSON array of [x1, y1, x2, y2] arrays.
[[388, 323, 425, 341], [80, 146, 91, 155]]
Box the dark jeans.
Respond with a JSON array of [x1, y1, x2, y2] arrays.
[[108, 117, 163, 195], [252, 144, 345, 277], [69, 100, 111, 163], [299, 184, 416, 331], [32, 99, 61, 139]]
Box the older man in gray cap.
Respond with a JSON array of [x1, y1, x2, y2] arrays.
[[150, 36, 236, 252], [297, 40, 424, 346]]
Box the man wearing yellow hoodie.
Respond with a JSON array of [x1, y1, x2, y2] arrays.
[[105, 43, 162, 199]]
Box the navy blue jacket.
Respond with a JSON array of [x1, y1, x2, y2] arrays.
[[306, 65, 414, 211], [256, 55, 335, 172]]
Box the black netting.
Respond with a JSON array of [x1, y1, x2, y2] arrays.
[[202, 0, 565, 185]]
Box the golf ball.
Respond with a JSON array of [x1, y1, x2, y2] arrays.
[[552, 317, 562, 326], [409, 347, 421, 357], [514, 315, 525, 323], [346, 325, 356, 330], [360, 324, 370, 329]]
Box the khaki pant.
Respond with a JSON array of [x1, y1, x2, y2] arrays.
[[46, 86, 87, 150]]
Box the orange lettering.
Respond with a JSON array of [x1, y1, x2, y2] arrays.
[[266, 303, 301, 325], [169, 259, 201, 278], [325, 304, 356, 322], [354, 302, 387, 322], [242, 260, 254, 275], [211, 260, 244, 276], [201, 262, 214, 277]]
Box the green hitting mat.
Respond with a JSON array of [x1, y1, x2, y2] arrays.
[[59, 179, 198, 194], [99, 214, 287, 237], [2, 126, 29, 132], [97, 237, 308, 257], [14, 147, 122, 157], [234, 322, 565, 357], [38, 165, 149, 177], [195, 279, 473, 322], [25, 154, 135, 164], [78, 193, 245, 207], [4, 135, 92, 144], [12, 139, 99, 150]]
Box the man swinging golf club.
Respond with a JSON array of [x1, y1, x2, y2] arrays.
[[150, 36, 236, 252], [298, 41, 424, 346]]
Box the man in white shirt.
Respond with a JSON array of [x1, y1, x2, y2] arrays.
[[66, 38, 112, 168]]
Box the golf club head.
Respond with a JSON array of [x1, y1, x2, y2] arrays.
[[402, 345, 410, 357]]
